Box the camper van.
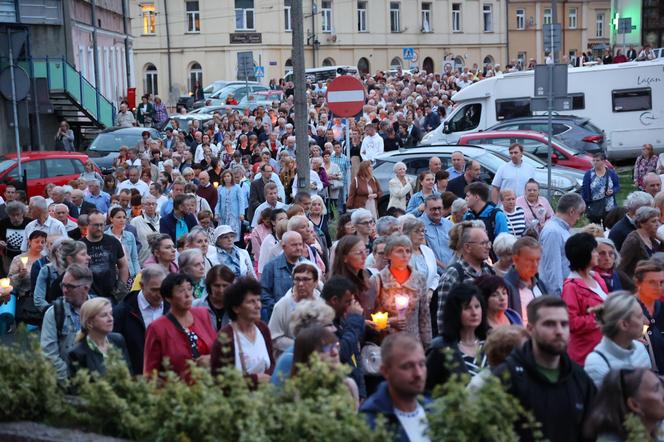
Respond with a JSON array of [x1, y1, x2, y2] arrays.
[[283, 65, 358, 83], [421, 59, 664, 160]]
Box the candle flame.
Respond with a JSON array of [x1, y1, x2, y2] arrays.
[[371, 312, 389, 331]]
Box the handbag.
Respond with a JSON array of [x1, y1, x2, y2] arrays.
[[586, 174, 610, 219], [15, 295, 44, 326]]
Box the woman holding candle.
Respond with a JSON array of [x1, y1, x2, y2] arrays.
[[8, 231, 46, 299], [426, 282, 488, 391], [370, 235, 431, 349]]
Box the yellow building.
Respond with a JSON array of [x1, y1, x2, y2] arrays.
[[131, 0, 508, 102]]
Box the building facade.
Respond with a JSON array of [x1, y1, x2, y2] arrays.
[[506, 0, 611, 66], [131, 0, 507, 103]]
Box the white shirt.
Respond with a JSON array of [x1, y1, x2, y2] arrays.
[[21, 216, 67, 252], [194, 143, 220, 164], [137, 290, 164, 328], [117, 179, 150, 197], [233, 324, 271, 375], [518, 283, 543, 326], [394, 404, 431, 442], [291, 170, 323, 198], [491, 160, 535, 197], [360, 133, 384, 162]]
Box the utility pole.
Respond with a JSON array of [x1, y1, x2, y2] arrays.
[[551, 0, 558, 63], [292, 0, 310, 193]]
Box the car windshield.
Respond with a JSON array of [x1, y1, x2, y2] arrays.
[[89, 133, 142, 152], [0, 158, 16, 174], [552, 137, 583, 155], [474, 152, 506, 172]]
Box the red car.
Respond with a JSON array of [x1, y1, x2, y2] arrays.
[[0, 152, 95, 198], [458, 130, 612, 171]]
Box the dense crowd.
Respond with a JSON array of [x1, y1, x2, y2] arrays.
[[0, 65, 663, 442]]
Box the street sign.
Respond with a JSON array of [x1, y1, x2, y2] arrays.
[[237, 51, 254, 79], [617, 17, 632, 34], [531, 96, 573, 112], [403, 48, 414, 61], [326, 75, 366, 117], [534, 64, 568, 97], [254, 66, 265, 78], [543, 23, 562, 53]]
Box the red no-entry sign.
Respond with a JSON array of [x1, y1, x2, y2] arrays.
[[326, 75, 366, 117]]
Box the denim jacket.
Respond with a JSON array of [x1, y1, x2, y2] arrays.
[[40, 299, 87, 380], [105, 228, 140, 277]]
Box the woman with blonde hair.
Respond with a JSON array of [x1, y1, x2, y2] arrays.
[[388, 161, 412, 211], [67, 297, 131, 376], [347, 160, 382, 219]]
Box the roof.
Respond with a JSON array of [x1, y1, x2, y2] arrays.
[[376, 144, 487, 160], [99, 126, 160, 135], [0, 151, 89, 160], [460, 130, 551, 139]]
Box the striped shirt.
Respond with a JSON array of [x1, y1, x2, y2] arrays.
[[504, 206, 527, 236]]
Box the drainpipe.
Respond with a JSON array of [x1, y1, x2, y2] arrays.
[[91, 0, 101, 116], [163, 0, 173, 98], [121, 0, 131, 89], [311, 0, 316, 67], [505, 0, 510, 65]]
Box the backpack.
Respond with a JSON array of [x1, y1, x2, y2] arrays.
[[469, 203, 502, 242], [53, 297, 66, 340]]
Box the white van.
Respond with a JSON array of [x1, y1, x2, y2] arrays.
[[283, 65, 358, 83], [422, 59, 664, 160]]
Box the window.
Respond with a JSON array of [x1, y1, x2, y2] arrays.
[[144, 64, 158, 95], [390, 2, 400, 33], [185, 1, 200, 32], [543, 8, 551, 25], [516, 9, 525, 30], [357, 1, 367, 32], [421, 3, 431, 32], [568, 7, 577, 29], [596, 13, 604, 37], [569, 93, 585, 110], [447, 103, 482, 133], [189, 63, 203, 93], [483, 4, 493, 32], [321, 0, 332, 32], [612, 88, 652, 112], [322, 57, 335, 66], [357, 57, 370, 74], [284, 0, 291, 31], [235, 0, 254, 30], [517, 51, 526, 68], [452, 3, 461, 32], [8, 160, 42, 180], [495, 98, 531, 121], [390, 57, 402, 68], [44, 159, 77, 177], [141, 4, 156, 35]]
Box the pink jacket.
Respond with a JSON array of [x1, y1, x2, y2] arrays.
[[561, 272, 608, 366]]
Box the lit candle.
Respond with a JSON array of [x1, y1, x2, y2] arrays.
[[643, 324, 649, 337], [395, 294, 409, 320], [20, 256, 29, 267], [0, 278, 10, 289], [371, 312, 389, 331], [213, 182, 219, 188]]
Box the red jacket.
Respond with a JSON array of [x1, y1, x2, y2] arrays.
[[143, 307, 217, 381], [210, 320, 274, 389], [561, 272, 608, 366]]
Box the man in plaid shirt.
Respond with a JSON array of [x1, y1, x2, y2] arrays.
[[436, 222, 494, 332], [330, 142, 351, 214]]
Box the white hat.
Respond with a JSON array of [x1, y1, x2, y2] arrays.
[[213, 225, 235, 240]]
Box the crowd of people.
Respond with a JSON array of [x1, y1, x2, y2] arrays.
[[0, 65, 663, 441]]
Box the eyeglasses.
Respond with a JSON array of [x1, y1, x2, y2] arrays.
[[356, 219, 375, 226], [427, 206, 443, 212], [61, 282, 87, 290], [89, 223, 105, 228], [293, 277, 314, 283], [467, 240, 491, 247]]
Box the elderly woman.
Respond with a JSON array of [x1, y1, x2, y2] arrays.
[[492, 233, 518, 277], [594, 237, 635, 292], [500, 190, 527, 236], [105, 207, 140, 279], [618, 206, 664, 277], [308, 194, 331, 247], [268, 262, 321, 357], [448, 198, 468, 224], [516, 179, 554, 232], [634, 143, 658, 190], [8, 230, 46, 299], [0, 201, 30, 272], [144, 273, 216, 381], [401, 217, 438, 296], [178, 249, 207, 299], [475, 275, 522, 329], [209, 225, 255, 279], [211, 277, 274, 387], [34, 239, 90, 310], [388, 161, 413, 211], [184, 226, 213, 271], [584, 292, 651, 387], [562, 232, 609, 366], [67, 298, 131, 377], [370, 235, 432, 348], [582, 152, 620, 225], [144, 233, 179, 273], [193, 265, 235, 331]]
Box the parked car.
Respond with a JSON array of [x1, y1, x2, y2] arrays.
[[486, 115, 605, 154], [86, 127, 161, 171], [0, 152, 96, 198], [372, 145, 580, 214], [458, 130, 613, 171], [205, 84, 271, 107], [191, 80, 261, 109]]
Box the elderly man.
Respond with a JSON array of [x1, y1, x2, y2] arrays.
[[69, 189, 96, 219], [360, 123, 384, 163], [84, 179, 111, 214], [643, 172, 662, 198], [421, 195, 454, 273], [249, 164, 278, 222], [21, 196, 67, 252], [113, 264, 168, 375], [503, 236, 548, 326], [49, 186, 77, 216], [538, 192, 586, 297], [428, 156, 442, 175], [251, 182, 287, 228], [260, 230, 306, 319], [609, 191, 654, 251], [196, 171, 218, 214], [130, 194, 161, 265], [40, 264, 94, 380], [447, 160, 481, 198], [117, 166, 149, 197], [52, 203, 79, 239], [0, 201, 31, 272]]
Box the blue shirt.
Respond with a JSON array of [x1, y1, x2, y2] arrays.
[[538, 216, 571, 297], [85, 191, 111, 213], [217, 246, 241, 277], [420, 213, 453, 274], [446, 166, 464, 180], [175, 216, 188, 241]]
